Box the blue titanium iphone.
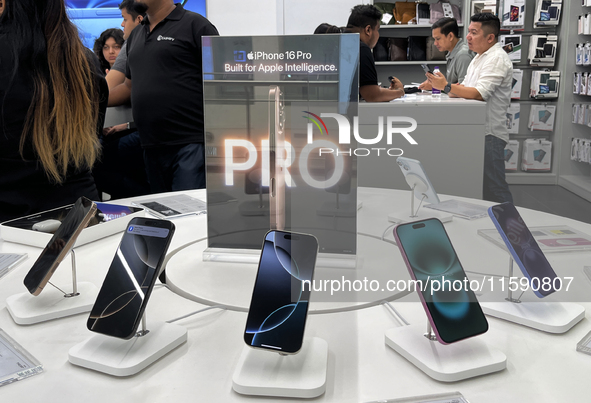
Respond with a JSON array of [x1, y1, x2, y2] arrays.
[[488, 202, 560, 297]]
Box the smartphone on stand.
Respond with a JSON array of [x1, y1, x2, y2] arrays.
[[87, 218, 175, 339], [268, 86, 285, 230], [23, 197, 97, 296], [488, 203, 560, 297], [244, 230, 318, 354], [396, 157, 440, 205], [394, 218, 489, 344]]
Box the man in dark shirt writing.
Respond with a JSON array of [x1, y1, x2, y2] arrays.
[[346, 4, 404, 102], [109, 0, 218, 192]]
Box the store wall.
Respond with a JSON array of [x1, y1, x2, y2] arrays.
[[207, 0, 370, 36], [207, 0, 283, 36]]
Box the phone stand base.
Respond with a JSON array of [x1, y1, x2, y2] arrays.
[[68, 321, 187, 377], [387, 209, 453, 224], [481, 300, 585, 334], [203, 247, 357, 269], [6, 282, 98, 325], [232, 337, 328, 398], [317, 201, 357, 217], [385, 325, 506, 382]]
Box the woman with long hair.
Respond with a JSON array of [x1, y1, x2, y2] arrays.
[[93, 28, 124, 74], [0, 0, 108, 222]]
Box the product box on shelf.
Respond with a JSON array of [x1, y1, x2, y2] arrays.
[[500, 0, 525, 30], [528, 35, 557, 67], [472, 1, 498, 16], [504, 139, 520, 171], [528, 104, 556, 131], [530, 70, 560, 99], [0, 203, 144, 248], [534, 0, 562, 27], [501, 35, 522, 62], [521, 138, 552, 171], [506, 103, 521, 133], [512, 69, 523, 99]]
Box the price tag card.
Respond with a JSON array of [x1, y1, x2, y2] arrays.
[[364, 391, 469, 403], [0, 329, 43, 387]]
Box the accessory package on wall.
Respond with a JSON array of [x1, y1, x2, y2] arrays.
[[528, 35, 558, 67], [500, 0, 526, 30], [471, 1, 498, 16], [530, 70, 560, 98], [533, 0, 562, 27], [501, 34, 523, 61]]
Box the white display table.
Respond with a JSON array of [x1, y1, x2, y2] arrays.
[[1, 188, 590, 402]]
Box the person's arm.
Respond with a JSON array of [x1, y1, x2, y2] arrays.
[[108, 77, 132, 107], [106, 69, 126, 91], [418, 79, 432, 91], [360, 85, 405, 102], [427, 71, 483, 100], [360, 76, 405, 102]]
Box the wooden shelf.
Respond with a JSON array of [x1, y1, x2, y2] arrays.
[[375, 60, 448, 66], [380, 24, 464, 29], [506, 172, 557, 185]]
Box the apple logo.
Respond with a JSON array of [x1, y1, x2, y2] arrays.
[[247, 51, 254, 60]]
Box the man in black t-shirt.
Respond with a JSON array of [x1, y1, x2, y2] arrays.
[[109, 0, 218, 192], [346, 5, 404, 102]]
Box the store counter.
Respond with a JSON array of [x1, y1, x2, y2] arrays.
[[358, 94, 486, 199], [1, 188, 590, 402]]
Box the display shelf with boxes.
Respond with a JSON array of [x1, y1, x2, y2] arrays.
[[370, 0, 470, 85], [503, 0, 564, 185], [558, 1, 591, 202]]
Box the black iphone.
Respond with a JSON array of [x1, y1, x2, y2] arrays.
[[87, 217, 175, 339], [420, 63, 433, 75], [244, 230, 318, 354], [393, 218, 489, 344], [24, 197, 97, 296]]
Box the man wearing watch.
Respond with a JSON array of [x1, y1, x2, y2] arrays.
[[427, 13, 513, 204], [419, 17, 473, 91]]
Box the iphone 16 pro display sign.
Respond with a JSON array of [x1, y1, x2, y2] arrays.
[[244, 231, 318, 354], [488, 202, 560, 297], [87, 218, 174, 339], [203, 34, 359, 255], [394, 219, 488, 344]]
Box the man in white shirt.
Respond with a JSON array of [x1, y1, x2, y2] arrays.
[[427, 13, 514, 203]]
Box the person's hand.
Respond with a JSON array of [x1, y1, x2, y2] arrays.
[[103, 123, 127, 136], [418, 80, 432, 91], [426, 71, 448, 91], [105, 68, 110, 75], [389, 76, 403, 91]]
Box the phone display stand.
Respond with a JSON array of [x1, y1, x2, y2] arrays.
[[480, 256, 585, 334], [68, 312, 187, 377], [6, 250, 98, 325], [232, 337, 328, 398], [388, 179, 452, 224], [385, 321, 506, 382]]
